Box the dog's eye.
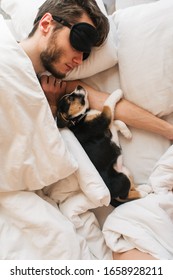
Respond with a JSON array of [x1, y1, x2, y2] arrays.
[[69, 95, 75, 101]]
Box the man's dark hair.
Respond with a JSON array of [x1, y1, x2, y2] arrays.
[[28, 0, 109, 46]]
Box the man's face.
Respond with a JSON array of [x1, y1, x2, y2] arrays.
[[40, 13, 95, 78], [40, 30, 66, 79]]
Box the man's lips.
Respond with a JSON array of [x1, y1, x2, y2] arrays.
[[65, 64, 74, 72]]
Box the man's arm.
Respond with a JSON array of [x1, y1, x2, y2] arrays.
[[65, 80, 173, 140], [40, 75, 173, 140], [113, 98, 173, 140]]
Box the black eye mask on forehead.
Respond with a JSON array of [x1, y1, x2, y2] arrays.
[[35, 15, 98, 60]]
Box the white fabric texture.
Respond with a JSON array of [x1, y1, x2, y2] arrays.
[[0, 0, 112, 261], [43, 128, 112, 260], [43, 128, 110, 220], [103, 192, 173, 259], [118, 129, 171, 185], [111, 0, 173, 117], [116, 0, 158, 10], [0, 15, 112, 259], [0, 15, 78, 191], [0, 191, 83, 259], [148, 145, 173, 193], [1, 0, 118, 79], [103, 144, 173, 260]]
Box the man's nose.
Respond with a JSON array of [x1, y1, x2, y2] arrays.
[[72, 52, 83, 66]]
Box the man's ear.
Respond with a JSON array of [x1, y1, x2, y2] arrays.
[[39, 13, 53, 34]]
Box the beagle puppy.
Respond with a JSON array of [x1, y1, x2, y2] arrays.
[[56, 86, 142, 207]]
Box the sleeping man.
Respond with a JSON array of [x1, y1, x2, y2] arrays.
[[1, 0, 173, 260], [19, 0, 173, 142]]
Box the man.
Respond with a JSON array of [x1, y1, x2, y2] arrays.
[[20, 0, 109, 79], [19, 0, 173, 141]]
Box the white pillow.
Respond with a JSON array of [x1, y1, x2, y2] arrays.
[[0, 16, 78, 192], [111, 0, 173, 117], [1, 0, 46, 39], [119, 129, 171, 185], [116, 0, 158, 10], [1, 0, 118, 79]]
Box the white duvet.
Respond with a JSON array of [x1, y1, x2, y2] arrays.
[[103, 192, 173, 260], [1, 12, 173, 260], [0, 16, 111, 260]]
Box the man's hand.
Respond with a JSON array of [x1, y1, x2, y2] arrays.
[[40, 75, 67, 105], [40, 75, 67, 116]]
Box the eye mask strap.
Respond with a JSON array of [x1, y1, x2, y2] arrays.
[[52, 15, 72, 28], [35, 15, 98, 60]]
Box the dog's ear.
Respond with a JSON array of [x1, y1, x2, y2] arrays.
[[76, 85, 84, 91], [56, 111, 68, 128]]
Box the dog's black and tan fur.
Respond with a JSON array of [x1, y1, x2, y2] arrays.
[[56, 85, 141, 207]]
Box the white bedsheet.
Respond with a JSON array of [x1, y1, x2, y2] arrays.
[[103, 146, 173, 260]]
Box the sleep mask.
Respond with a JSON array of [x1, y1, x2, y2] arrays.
[[35, 15, 98, 60]]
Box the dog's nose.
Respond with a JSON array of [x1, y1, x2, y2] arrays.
[[119, 186, 130, 199]]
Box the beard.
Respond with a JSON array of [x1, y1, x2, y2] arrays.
[[40, 50, 66, 79], [40, 32, 66, 79]]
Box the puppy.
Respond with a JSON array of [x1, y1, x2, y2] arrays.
[[56, 85, 142, 207]]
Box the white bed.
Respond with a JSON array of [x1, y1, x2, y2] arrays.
[[0, 0, 173, 260]]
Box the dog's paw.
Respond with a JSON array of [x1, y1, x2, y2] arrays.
[[121, 127, 132, 139], [112, 89, 123, 99], [105, 89, 123, 105], [114, 120, 132, 139]]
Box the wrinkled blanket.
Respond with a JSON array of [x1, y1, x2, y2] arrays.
[[103, 145, 173, 260], [0, 16, 111, 260]]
